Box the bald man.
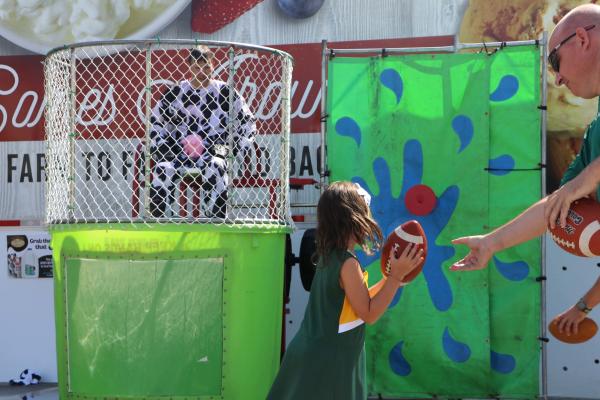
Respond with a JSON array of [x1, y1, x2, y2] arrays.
[[451, 4, 600, 337]]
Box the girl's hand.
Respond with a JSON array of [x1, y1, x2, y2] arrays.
[[388, 243, 423, 283]]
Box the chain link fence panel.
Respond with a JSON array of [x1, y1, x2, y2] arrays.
[[44, 40, 293, 227]]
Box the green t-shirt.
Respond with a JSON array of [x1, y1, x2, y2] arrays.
[[560, 101, 600, 200]]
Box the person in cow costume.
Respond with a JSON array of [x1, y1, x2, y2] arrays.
[[149, 45, 256, 218]]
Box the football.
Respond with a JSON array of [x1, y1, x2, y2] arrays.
[[548, 316, 598, 344], [548, 197, 600, 257], [380, 220, 427, 283]]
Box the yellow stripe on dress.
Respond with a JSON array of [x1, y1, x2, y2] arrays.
[[338, 270, 369, 333]]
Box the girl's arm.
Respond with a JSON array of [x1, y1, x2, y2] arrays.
[[340, 244, 422, 324], [368, 277, 397, 297], [340, 258, 402, 324]]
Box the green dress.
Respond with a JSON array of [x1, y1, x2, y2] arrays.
[[267, 249, 367, 400]]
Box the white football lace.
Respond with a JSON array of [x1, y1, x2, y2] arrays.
[[549, 232, 576, 249]]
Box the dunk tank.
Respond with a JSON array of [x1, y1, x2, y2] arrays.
[[43, 40, 293, 399]]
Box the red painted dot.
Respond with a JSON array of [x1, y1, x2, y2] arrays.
[[405, 184, 437, 216]]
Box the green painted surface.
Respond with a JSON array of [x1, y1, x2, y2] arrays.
[[51, 224, 286, 399], [327, 46, 541, 398]]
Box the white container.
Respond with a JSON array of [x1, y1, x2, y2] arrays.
[[21, 249, 38, 279]]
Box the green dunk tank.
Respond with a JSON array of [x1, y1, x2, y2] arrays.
[[44, 41, 293, 399]]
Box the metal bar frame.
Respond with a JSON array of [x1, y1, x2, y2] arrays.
[[324, 38, 544, 56], [280, 56, 294, 223], [320, 35, 550, 398], [540, 31, 549, 400], [47, 39, 293, 62], [226, 46, 237, 220], [143, 43, 153, 219], [69, 48, 76, 222], [320, 39, 328, 194]]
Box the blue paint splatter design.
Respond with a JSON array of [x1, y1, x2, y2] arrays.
[[380, 69, 404, 104], [389, 341, 412, 376], [443, 327, 471, 363], [490, 75, 519, 101], [353, 140, 458, 312], [335, 117, 362, 147], [328, 65, 526, 381], [488, 154, 515, 176], [491, 350, 516, 374], [493, 256, 529, 281], [452, 115, 474, 153]]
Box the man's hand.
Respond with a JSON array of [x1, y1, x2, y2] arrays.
[[450, 235, 495, 271], [546, 159, 600, 229], [554, 306, 587, 336], [545, 176, 596, 230]]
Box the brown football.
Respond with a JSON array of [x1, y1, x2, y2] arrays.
[[548, 316, 598, 344], [380, 220, 427, 283], [548, 197, 600, 257]]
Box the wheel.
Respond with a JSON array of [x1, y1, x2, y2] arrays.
[[299, 228, 317, 291], [284, 234, 293, 300]]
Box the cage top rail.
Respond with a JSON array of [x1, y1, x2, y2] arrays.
[[47, 38, 294, 61], [324, 37, 547, 56]]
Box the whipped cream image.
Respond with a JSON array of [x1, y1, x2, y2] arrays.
[[0, 0, 172, 45]]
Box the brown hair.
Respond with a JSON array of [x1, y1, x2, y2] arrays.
[[188, 45, 214, 64], [316, 181, 382, 259]]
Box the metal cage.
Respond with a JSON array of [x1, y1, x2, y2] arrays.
[[44, 40, 293, 226]]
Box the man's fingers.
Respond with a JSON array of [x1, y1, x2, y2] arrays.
[[451, 237, 469, 245], [545, 198, 556, 230], [450, 256, 481, 271], [454, 254, 476, 266], [567, 320, 575, 336], [450, 263, 481, 271], [559, 202, 571, 228]]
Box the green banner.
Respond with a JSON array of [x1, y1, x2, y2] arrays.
[[327, 46, 541, 398]]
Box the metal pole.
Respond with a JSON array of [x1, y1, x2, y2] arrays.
[[48, 39, 293, 64], [143, 43, 153, 220], [280, 57, 293, 223], [459, 39, 542, 49], [328, 46, 455, 55], [540, 31, 549, 400], [226, 46, 237, 221], [320, 39, 328, 194], [69, 48, 76, 223]]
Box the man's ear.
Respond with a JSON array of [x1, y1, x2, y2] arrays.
[[576, 26, 592, 49]]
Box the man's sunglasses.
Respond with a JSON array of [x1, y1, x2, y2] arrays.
[[548, 24, 595, 72]]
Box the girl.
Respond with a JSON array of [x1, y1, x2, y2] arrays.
[[267, 181, 423, 400]]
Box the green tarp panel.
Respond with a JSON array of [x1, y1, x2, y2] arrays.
[[327, 46, 541, 398], [65, 257, 224, 396], [51, 223, 288, 400]]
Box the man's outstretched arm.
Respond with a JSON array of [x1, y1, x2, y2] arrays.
[[451, 197, 548, 271]]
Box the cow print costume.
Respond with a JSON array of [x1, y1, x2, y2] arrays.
[[149, 79, 256, 218]]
